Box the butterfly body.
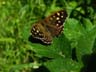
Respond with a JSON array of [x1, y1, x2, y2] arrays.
[[31, 10, 67, 44]]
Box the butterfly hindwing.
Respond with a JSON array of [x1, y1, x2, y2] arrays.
[[31, 22, 52, 44]]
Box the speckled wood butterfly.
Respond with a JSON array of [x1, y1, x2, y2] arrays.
[[31, 10, 67, 44]]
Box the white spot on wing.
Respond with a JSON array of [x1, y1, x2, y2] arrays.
[[56, 17, 60, 20], [61, 15, 63, 18], [56, 24, 59, 26], [57, 12, 60, 16], [58, 21, 61, 23]]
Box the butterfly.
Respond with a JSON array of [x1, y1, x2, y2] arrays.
[[31, 10, 67, 44]]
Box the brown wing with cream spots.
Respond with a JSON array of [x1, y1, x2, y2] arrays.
[[31, 10, 67, 44], [31, 22, 52, 44], [43, 10, 67, 36]]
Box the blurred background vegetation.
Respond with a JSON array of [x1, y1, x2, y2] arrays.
[[0, 0, 96, 72]]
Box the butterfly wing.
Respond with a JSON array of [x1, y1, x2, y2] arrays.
[[31, 10, 67, 44], [31, 22, 52, 44], [43, 10, 67, 36]]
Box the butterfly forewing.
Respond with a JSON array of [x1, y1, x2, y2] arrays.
[[31, 10, 67, 44], [43, 10, 67, 36]]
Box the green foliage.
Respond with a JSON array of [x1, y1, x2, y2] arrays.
[[0, 0, 96, 72]]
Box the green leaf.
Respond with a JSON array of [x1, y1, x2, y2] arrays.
[[44, 58, 82, 72], [76, 26, 96, 61], [69, 1, 77, 9], [29, 34, 71, 59], [64, 18, 85, 40], [82, 18, 93, 31], [9, 63, 39, 72], [22, 23, 31, 40]]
